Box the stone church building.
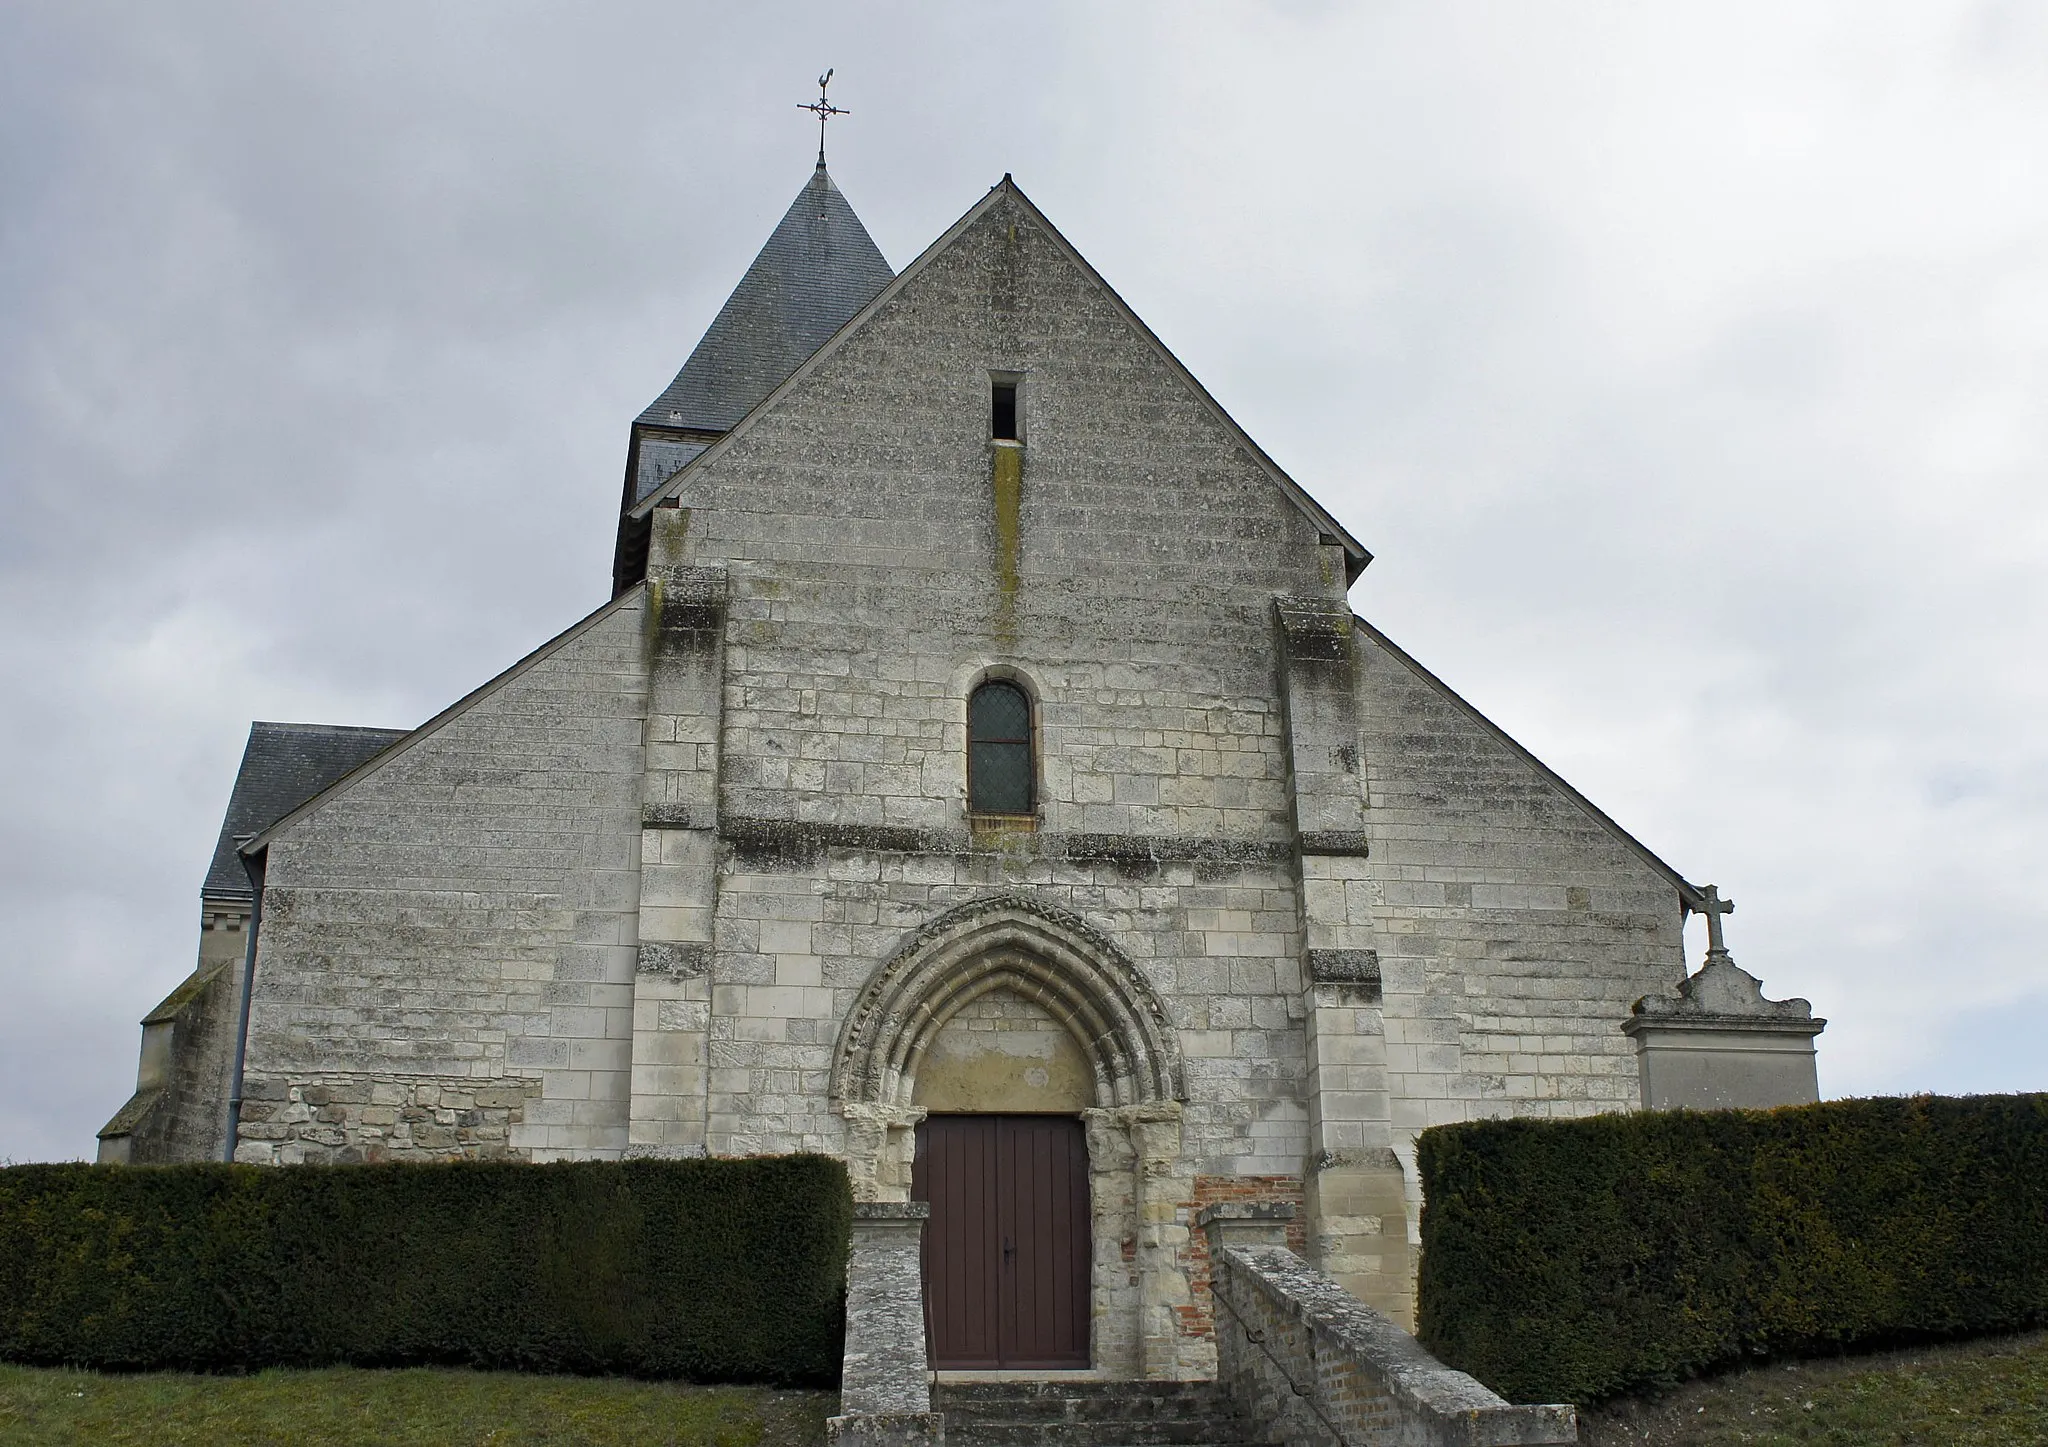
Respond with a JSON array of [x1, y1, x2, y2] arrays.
[[101, 162, 1820, 1380]]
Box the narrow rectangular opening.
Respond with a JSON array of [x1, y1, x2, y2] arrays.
[[991, 380, 1019, 441]]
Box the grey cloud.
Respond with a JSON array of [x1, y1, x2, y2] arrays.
[[4, 1, 2044, 1160]]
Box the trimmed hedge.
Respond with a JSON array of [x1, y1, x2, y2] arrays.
[[1417, 1095, 2048, 1405], [0, 1155, 850, 1384]]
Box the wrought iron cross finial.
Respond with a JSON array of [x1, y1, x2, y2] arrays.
[[798, 69, 848, 167], [1695, 885, 1735, 961]]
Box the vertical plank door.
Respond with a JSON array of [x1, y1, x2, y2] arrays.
[[914, 1115, 1090, 1369]]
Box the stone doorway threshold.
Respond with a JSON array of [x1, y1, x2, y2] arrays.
[[932, 1369, 1117, 1383]]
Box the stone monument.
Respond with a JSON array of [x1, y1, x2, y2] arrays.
[[1624, 887, 1825, 1110]]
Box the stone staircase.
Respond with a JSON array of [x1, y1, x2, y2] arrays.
[[934, 1380, 1263, 1447]]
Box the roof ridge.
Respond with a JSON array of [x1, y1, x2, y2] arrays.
[[248, 720, 408, 735]]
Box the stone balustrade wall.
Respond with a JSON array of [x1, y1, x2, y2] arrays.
[[1210, 1241, 1575, 1447]]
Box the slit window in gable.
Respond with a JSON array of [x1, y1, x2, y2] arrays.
[[991, 380, 1020, 441]]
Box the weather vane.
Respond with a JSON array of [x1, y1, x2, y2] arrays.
[[798, 69, 848, 167]]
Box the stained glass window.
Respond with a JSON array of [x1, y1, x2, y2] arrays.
[[969, 680, 1033, 815]]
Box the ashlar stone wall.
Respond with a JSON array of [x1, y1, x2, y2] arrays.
[[239, 593, 651, 1163], [1350, 620, 1689, 1248]]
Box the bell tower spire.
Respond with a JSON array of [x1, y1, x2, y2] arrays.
[[610, 116, 894, 596]]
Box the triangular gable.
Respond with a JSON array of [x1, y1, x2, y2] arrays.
[[240, 586, 644, 858], [1351, 613, 1707, 912], [629, 176, 1372, 581]]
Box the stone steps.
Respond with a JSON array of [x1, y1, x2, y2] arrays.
[[935, 1381, 1257, 1447]]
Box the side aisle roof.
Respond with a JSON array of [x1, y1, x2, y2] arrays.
[[202, 722, 408, 902]]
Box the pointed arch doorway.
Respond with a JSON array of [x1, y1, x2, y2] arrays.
[[831, 893, 1189, 1378]]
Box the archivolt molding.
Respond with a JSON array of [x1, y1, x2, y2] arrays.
[[830, 892, 1187, 1108]]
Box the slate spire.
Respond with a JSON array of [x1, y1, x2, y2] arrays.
[[613, 164, 895, 592], [637, 163, 894, 442]]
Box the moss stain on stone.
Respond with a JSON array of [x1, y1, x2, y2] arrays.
[[652, 506, 691, 566], [641, 574, 664, 660], [992, 443, 1024, 642]]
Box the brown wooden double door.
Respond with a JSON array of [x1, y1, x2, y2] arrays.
[[912, 1115, 1091, 1369]]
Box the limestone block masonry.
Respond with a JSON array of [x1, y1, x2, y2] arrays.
[[111, 172, 1764, 1383], [237, 593, 650, 1164], [1626, 955, 1825, 1110]]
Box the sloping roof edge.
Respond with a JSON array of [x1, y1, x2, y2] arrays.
[[1351, 613, 1707, 912], [630, 176, 1372, 578], [202, 722, 410, 900], [242, 586, 645, 857]]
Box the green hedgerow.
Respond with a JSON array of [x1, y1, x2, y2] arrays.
[[1416, 1094, 2048, 1405], [0, 1156, 851, 1385]]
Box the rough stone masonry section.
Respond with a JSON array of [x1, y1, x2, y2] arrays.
[[1208, 1236, 1576, 1447]]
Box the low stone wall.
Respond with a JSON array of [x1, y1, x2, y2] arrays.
[[1209, 1237, 1574, 1447]]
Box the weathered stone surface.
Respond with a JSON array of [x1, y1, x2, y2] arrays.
[[1197, 1200, 1296, 1253], [1209, 1241, 1576, 1446], [116, 175, 1737, 1379], [242, 594, 649, 1162], [840, 1204, 936, 1417], [231, 1072, 539, 1163], [636, 941, 710, 978], [826, 1412, 944, 1447], [99, 942, 240, 1164], [1626, 955, 1825, 1110]]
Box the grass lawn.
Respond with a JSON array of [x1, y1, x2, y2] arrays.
[[1577, 1330, 2048, 1446], [0, 1364, 837, 1447]]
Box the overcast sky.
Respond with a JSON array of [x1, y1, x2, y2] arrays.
[[4, 2, 2044, 1162]]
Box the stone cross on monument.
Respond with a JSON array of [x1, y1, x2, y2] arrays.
[[1628, 881, 1823, 1110], [1695, 884, 1734, 965]]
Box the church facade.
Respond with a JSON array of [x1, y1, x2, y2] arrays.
[[103, 165, 1751, 1378]]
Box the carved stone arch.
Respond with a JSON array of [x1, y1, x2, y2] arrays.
[[831, 892, 1187, 1109]]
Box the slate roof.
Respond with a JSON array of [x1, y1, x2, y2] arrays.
[[631, 436, 708, 507], [201, 722, 408, 901], [635, 162, 894, 438]]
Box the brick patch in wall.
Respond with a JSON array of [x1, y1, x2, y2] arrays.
[[1173, 1173, 1307, 1342]]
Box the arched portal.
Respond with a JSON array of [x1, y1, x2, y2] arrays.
[[831, 893, 1188, 1377], [831, 892, 1186, 1109]]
